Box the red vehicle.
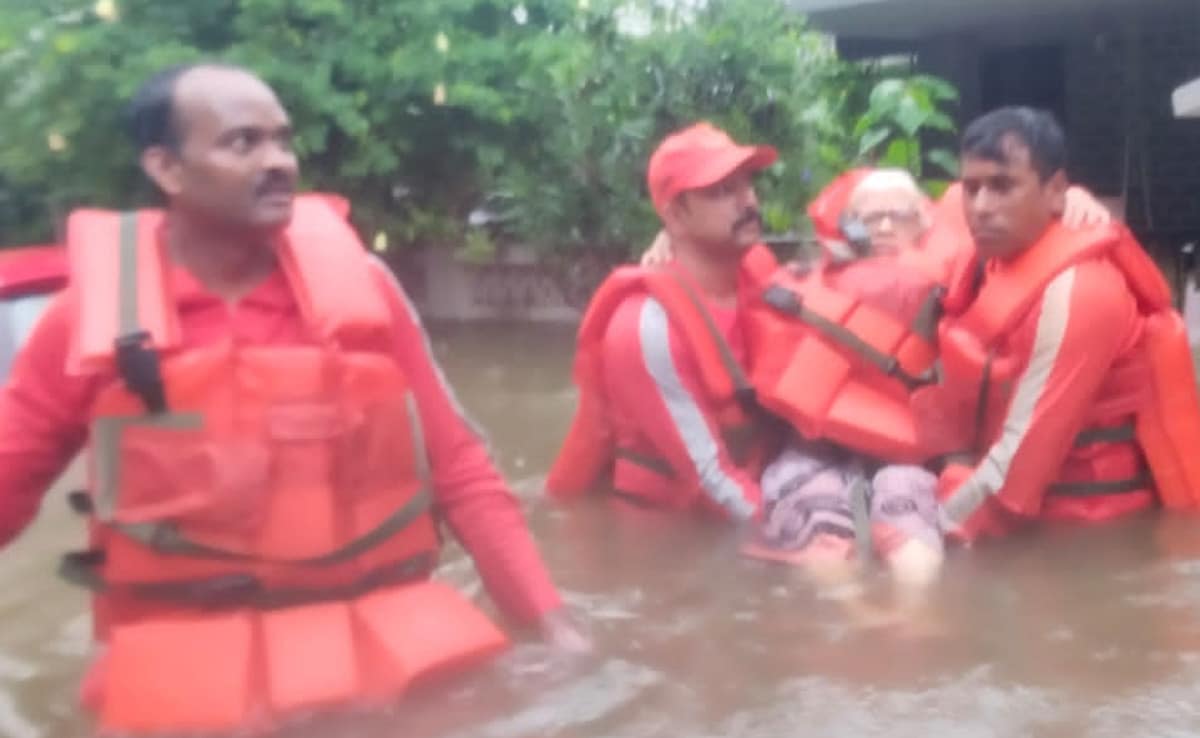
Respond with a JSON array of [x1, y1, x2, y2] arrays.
[[0, 245, 68, 379]]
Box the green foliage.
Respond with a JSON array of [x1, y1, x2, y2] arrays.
[[484, 0, 837, 254], [0, 0, 958, 255], [852, 74, 960, 189]]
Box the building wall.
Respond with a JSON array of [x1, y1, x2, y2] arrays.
[[387, 246, 595, 323], [1064, 2, 1200, 241], [913, 1, 1200, 250]]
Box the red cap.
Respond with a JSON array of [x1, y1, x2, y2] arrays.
[[646, 122, 777, 215]]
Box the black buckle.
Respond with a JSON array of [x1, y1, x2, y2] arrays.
[[762, 284, 800, 314], [114, 330, 166, 414], [58, 549, 107, 590], [838, 213, 873, 256], [67, 490, 93, 515], [734, 385, 759, 413]]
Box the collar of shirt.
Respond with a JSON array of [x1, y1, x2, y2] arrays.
[[168, 258, 296, 312]]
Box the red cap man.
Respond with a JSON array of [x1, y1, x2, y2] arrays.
[[646, 123, 777, 272]]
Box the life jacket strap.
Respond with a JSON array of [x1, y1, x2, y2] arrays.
[[1072, 423, 1137, 447], [114, 331, 167, 415], [849, 477, 872, 563], [614, 448, 676, 480], [665, 270, 758, 405], [936, 423, 1139, 476], [67, 480, 433, 568], [909, 285, 946, 342], [1047, 472, 1152, 498], [117, 486, 432, 567], [762, 285, 936, 392], [115, 211, 167, 415], [58, 550, 436, 611], [613, 416, 762, 483]]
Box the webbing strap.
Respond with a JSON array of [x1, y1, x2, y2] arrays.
[[849, 477, 872, 563], [615, 448, 676, 479], [1048, 472, 1152, 498], [118, 212, 139, 338], [762, 285, 935, 392], [908, 286, 946, 342], [89, 395, 433, 567], [1073, 423, 1137, 447], [939, 425, 1138, 478], [667, 271, 757, 409], [115, 486, 433, 566], [614, 416, 759, 482], [58, 550, 436, 611], [91, 413, 204, 521], [406, 393, 432, 489], [114, 211, 168, 414]]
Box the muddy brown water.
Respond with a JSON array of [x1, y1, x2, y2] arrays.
[[4, 321, 1200, 737]]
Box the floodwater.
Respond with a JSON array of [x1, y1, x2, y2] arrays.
[[5, 321, 1200, 737]]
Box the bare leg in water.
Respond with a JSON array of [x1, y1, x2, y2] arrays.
[[744, 442, 946, 632], [869, 464, 947, 634]]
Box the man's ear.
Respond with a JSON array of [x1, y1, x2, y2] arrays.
[[140, 146, 184, 197], [661, 193, 688, 232], [1046, 170, 1069, 215]]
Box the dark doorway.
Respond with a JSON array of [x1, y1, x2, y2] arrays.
[[980, 44, 1067, 124]]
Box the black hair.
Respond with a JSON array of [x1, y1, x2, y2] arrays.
[[960, 106, 1067, 181], [125, 61, 250, 152]]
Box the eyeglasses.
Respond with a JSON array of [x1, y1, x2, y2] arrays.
[[857, 209, 921, 228]]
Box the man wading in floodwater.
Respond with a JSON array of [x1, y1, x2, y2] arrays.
[[0, 62, 587, 735]]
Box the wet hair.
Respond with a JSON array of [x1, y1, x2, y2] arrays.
[[960, 106, 1067, 182], [126, 61, 251, 152]]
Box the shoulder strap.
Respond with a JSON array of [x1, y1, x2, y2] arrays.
[[68, 208, 177, 377], [645, 268, 754, 406], [761, 272, 937, 391], [960, 223, 1119, 343]]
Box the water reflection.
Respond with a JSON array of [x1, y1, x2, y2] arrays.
[[2, 322, 1200, 736]]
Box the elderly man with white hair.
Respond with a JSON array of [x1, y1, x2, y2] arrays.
[[832, 168, 932, 257]]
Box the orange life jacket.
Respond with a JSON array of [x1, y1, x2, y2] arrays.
[[925, 219, 1200, 510], [744, 265, 943, 464], [546, 246, 778, 514], [64, 195, 508, 735], [740, 183, 974, 464]]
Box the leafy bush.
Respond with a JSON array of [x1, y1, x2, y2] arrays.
[[0, 0, 958, 255]]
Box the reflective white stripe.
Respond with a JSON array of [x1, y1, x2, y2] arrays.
[[637, 298, 755, 520], [366, 255, 493, 446], [943, 267, 1077, 525]]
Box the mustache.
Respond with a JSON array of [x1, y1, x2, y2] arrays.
[[732, 208, 763, 232], [255, 171, 296, 197]]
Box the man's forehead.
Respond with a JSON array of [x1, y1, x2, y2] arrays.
[[174, 67, 289, 127], [962, 134, 1033, 173]]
